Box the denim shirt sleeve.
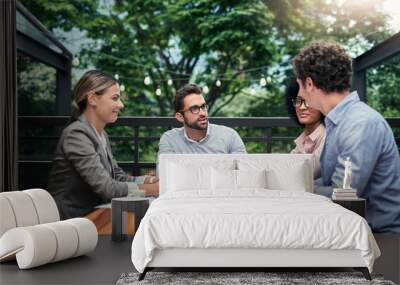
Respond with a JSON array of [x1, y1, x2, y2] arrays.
[[331, 119, 385, 196]]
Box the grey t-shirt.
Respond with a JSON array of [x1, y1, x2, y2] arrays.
[[158, 123, 246, 156], [156, 123, 246, 175]]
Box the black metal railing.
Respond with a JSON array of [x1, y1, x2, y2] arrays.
[[17, 116, 400, 189]]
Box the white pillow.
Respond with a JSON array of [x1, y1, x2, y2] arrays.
[[211, 168, 237, 191], [165, 158, 237, 193], [237, 158, 312, 192], [236, 169, 267, 189], [211, 168, 268, 191], [265, 164, 308, 191], [166, 162, 211, 192]]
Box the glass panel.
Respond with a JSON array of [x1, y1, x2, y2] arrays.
[[17, 53, 58, 163], [367, 54, 400, 118], [17, 53, 56, 116], [367, 54, 400, 148]]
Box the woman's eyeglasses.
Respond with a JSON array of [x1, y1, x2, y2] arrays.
[[181, 103, 209, 114], [292, 97, 309, 108]]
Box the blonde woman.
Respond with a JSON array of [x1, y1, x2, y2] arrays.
[[48, 70, 158, 219]]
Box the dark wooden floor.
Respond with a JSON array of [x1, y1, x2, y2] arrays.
[[0, 236, 134, 285], [1, 234, 398, 285]]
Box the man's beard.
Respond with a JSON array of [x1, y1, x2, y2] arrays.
[[184, 116, 208, 130]]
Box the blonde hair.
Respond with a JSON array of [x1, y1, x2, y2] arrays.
[[71, 70, 118, 120]]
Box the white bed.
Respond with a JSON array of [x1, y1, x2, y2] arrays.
[[131, 154, 380, 280]]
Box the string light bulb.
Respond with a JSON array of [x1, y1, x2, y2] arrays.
[[266, 76, 272, 83], [203, 85, 209, 94], [167, 79, 173, 86], [144, 75, 151, 85], [72, 57, 80, 67], [115, 74, 119, 80], [155, 87, 162, 96], [120, 84, 125, 92], [216, 80, 221, 87], [260, 76, 267, 87]]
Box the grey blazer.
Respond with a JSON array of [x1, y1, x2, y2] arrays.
[[48, 115, 137, 219]]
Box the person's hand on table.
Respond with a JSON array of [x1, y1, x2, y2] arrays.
[[139, 181, 159, 196], [143, 175, 159, 184], [145, 169, 156, 177]]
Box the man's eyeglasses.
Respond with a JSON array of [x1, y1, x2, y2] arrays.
[[292, 97, 309, 108], [181, 103, 209, 114]]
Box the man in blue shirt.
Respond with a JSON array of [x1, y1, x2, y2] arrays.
[[157, 83, 246, 162], [293, 41, 400, 233]]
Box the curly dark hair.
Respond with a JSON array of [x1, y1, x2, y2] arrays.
[[293, 41, 352, 93], [173, 83, 203, 113], [285, 78, 324, 126]]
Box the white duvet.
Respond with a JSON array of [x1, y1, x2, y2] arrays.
[[131, 190, 380, 273]]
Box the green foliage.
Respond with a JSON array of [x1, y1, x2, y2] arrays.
[[20, 0, 98, 33], [21, 0, 394, 118], [367, 54, 400, 117], [77, 0, 284, 116], [17, 56, 56, 115], [19, 0, 399, 159], [367, 54, 400, 143], [241, 0, 392, 119]]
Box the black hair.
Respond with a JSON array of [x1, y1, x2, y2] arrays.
[[293, 41, 352, 93], [284, 78, 325, 126], [173, 83, 203, 113]]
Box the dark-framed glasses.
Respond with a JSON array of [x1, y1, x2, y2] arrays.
[[292, 97, 309, 108], [182, 103, 209, 114]]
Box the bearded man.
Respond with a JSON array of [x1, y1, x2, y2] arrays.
[[158, 83, 246, 159]]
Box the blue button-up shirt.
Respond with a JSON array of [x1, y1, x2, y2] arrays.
[[320, 91, 400, 233]]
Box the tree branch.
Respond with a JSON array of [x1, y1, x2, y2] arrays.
[[189, 57, 200, 74], [207, 70, 242, 112], [158, 51, 173, 71], [157, 50, 175, 103], [210, 92, 238, 116], [207, 59, 234, 110]]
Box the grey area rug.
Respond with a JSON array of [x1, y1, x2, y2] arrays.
[[116, 271, 395, 285]]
